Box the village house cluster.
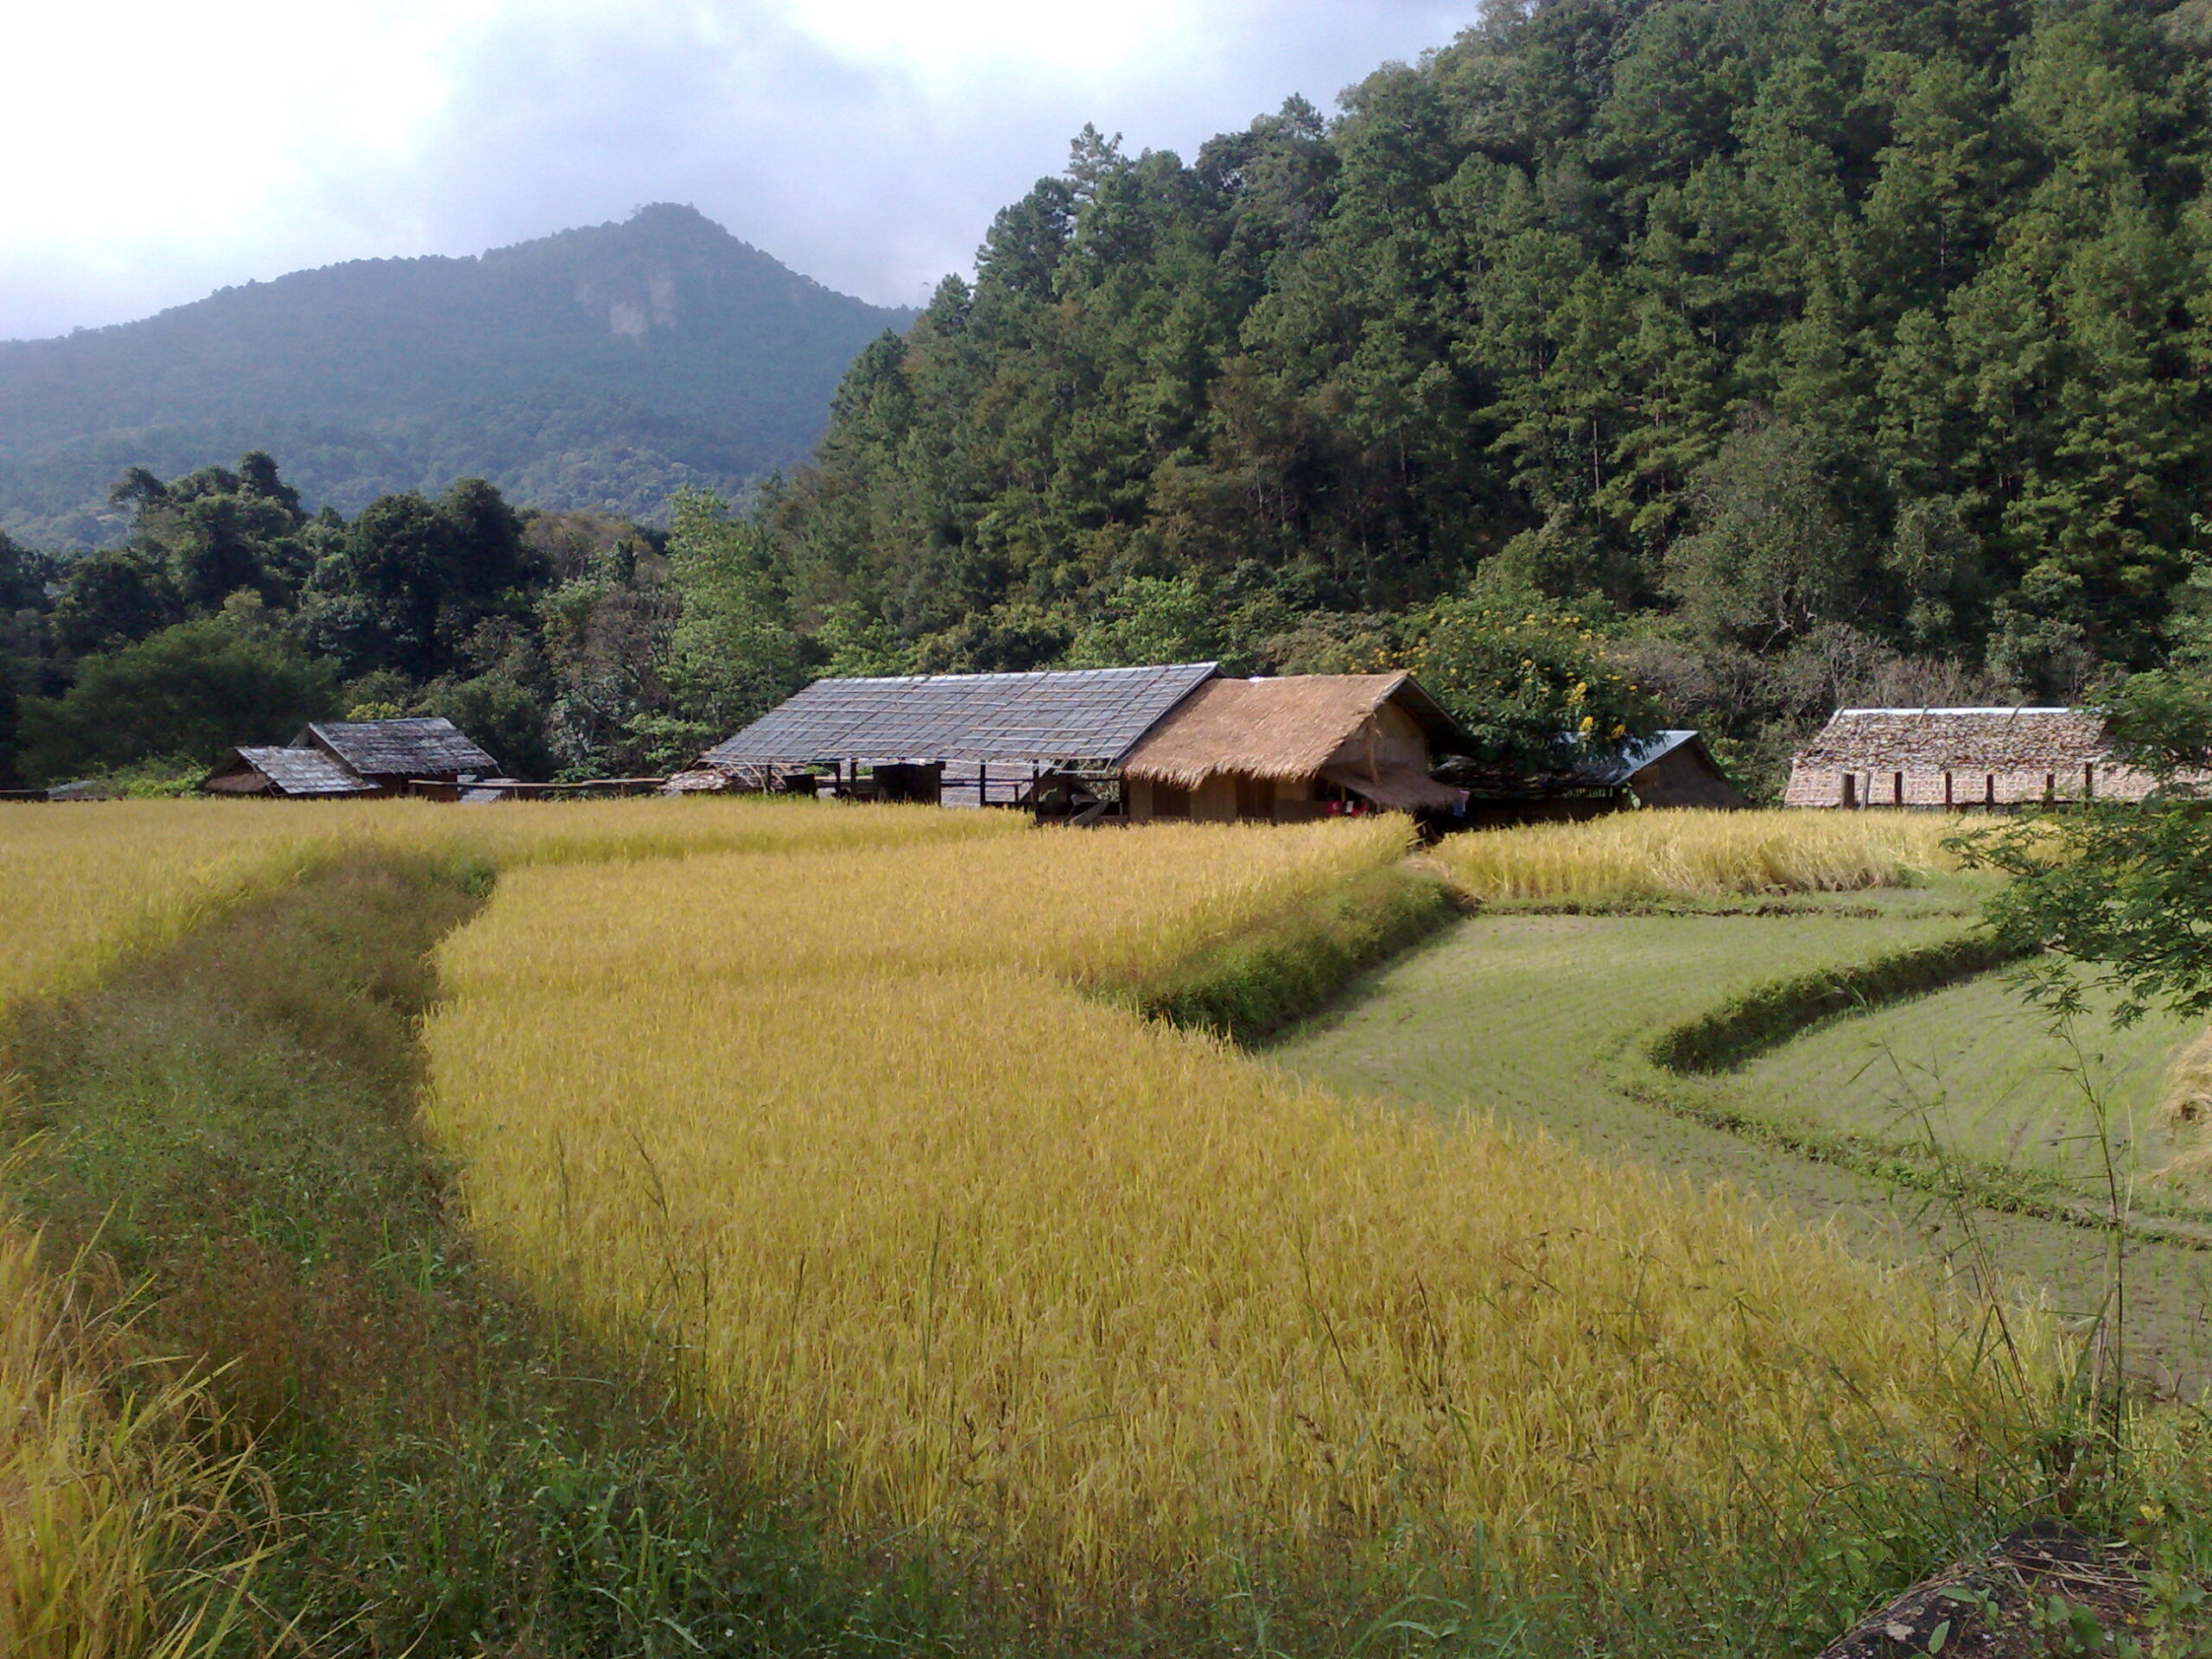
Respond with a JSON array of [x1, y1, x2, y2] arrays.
[[20, 667, 2168, 823]]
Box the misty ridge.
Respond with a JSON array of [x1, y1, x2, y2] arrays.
[[0, 203, 913, 544]]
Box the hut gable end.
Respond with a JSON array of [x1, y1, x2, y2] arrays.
[[1122, 674, 1465, 788]]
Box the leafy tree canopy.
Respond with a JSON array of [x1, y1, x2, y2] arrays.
[[1959, 671, 2212, 1023]]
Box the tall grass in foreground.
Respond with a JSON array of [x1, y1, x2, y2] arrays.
[[0, 795, 1014, 1017], [425, 819, 2063, 1624], [0, 1227, 253, 1658], [1438, 807, 1967, 903]]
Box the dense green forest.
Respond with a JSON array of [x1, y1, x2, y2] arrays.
[[0, 206, 910, 546], [751, 0, 2212, 784], [6, 0, 2211, 795], [0, 457, 730, 788]]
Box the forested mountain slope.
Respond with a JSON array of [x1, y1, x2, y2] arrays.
[[0, 206, 912, 543], [761, 0, 2212, 732]]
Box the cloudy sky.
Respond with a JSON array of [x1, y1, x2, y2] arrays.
[[1, 1, 1473, 341]]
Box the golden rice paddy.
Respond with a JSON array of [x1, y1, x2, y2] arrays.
[[0, 795, 1014, 1019], [0, 1226, 252, 1659], [423, 814, 2055, 1606], [1437, 807, 1969, 902]]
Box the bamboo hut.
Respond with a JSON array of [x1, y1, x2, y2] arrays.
[[683, 664, 1220, 806], [1118, 673, 1469, 823], [296, 717, 500, 791]]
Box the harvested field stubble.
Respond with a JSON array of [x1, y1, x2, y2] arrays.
[[1439, 808, 1967, 903], [426, 818, 2063, 1615]]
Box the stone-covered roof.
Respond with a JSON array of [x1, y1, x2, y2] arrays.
[[701, 664, 1221, 768]]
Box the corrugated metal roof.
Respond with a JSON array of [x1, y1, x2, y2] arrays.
[[302, 718, 499, 778], [702, 664, 1222, 767], [1572, 729, 1703, 787], [232, 747, 380, 796]]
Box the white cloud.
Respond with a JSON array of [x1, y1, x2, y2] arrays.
[[0, 0, 1471, 338]]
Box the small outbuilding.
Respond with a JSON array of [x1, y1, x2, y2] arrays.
[[1434, 728, 1744, 823], [204, 746, 384, 798], [1587, 730, 1749, 809], [1118, 673, 1470, 823], [1783, 707, 2160, 808], [200, 716, 502, 799], [293, 718, 501, 791]]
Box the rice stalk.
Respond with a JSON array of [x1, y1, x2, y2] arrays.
[[0, 1226, 261, 1659], [1436, 808, 1967, 903]]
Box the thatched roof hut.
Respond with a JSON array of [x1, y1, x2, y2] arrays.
[[1119, 673, 1469, 822], [1783, 707, 2160, 808]]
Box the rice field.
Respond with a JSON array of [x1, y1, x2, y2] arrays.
[[0, 796, 1014, 1018], [1268, 912, 2212, 1370], [0, 1226, 252, 1659], [1437, 808, 1972, 904], [423, 817, 2057, 1611], [1743, 974, 2200, 1195]]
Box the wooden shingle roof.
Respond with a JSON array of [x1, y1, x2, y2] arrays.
[[701, 664, 1221, 768], [1793, 708, 2107, 770], [233, 747, 379, 796], [302, 718, 499, 778]]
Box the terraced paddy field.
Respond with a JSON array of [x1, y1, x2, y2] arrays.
[[1269, 906, 2212, 1382], [1745, 973, 2199, 1193]]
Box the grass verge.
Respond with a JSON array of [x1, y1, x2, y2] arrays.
[[1629, 932, 2212, 1246], [1646, 931, 2030, 1074], [1128, 859, 1462, 1043]]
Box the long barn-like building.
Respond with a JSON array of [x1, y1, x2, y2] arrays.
[[686, 663, 1747, 823], [1783, 707, 2161, 809], [683, 664, 1479, 820]]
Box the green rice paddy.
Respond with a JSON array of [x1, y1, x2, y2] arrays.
[[1269, 906, 2212, 1381], [1744, 973, 2197, 1192]]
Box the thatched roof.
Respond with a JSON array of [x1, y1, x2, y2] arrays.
[[1120, 673, 1468, 787], [302, 718, 499, 779], [702, 663, 1220, 768], [1793, 708, 2107, 770]]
